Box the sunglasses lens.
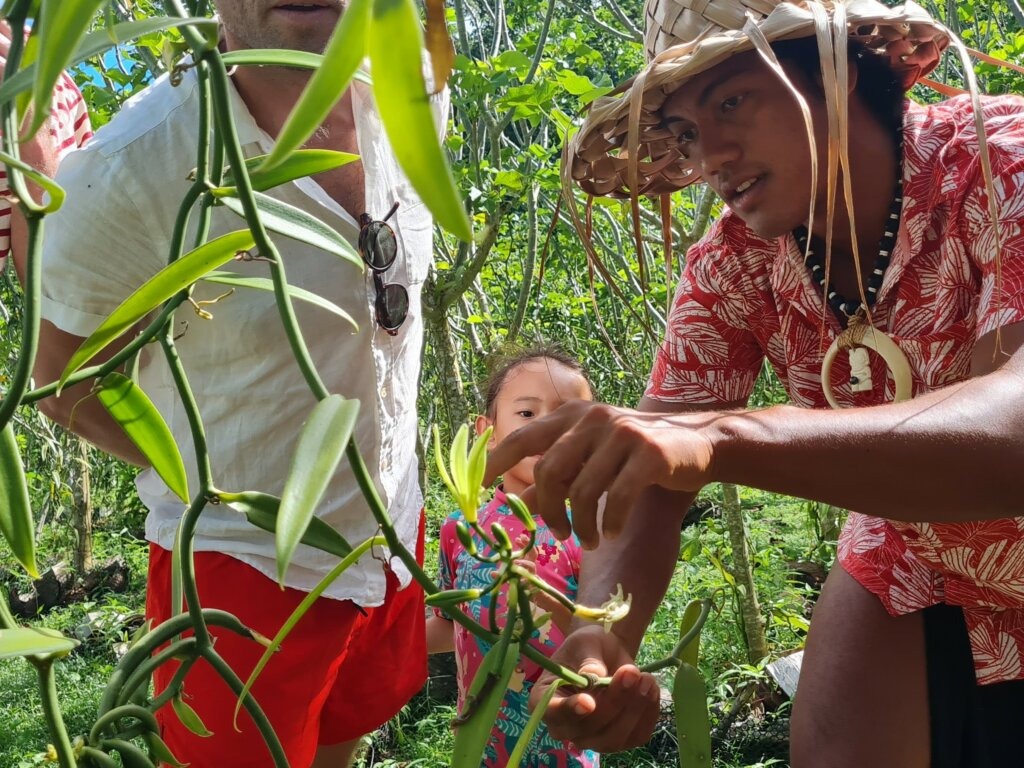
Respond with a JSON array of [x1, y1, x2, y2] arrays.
[[360, 222, 398, 271], [376, 282, 409, 332]]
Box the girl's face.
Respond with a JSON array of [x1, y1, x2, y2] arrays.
[[478, 359, 592, 495]]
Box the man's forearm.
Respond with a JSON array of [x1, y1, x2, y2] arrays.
[[708, 363, 1024, 522], [575, 486, 692, 655]]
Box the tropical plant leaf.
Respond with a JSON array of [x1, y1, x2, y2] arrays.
[[507, 680, 562, 767], [218, 191, 362, 269], [142, 732, 187, 768], [432, 424, 457, 500], [213, 149, 360, 195], [59, 230, 256, 387], [448, 423, 469, 502], [220, 49, 373, 87], [234, 535, 383, 729], [27, 0, 109, 139], [0, 627, 77, 659], [368, 0, 472, 241], [258, 0, 373, 172], [276, 396, 360, 583], [466, 425, 491, 504], [0, 18, 218, 108], [171, 695, 213, 738], [201, 271, 358, 329], [0, 423, 38, 578], [96, 373, 189, 503], [220, 490, 353, 559]]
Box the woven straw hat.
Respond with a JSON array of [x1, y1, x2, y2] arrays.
[[568, 0, 951, 198]]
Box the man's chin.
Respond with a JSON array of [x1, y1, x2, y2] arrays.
[[734, 213, 793, 241]]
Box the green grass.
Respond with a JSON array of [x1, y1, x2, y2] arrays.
[[0, 527, 149, 768]]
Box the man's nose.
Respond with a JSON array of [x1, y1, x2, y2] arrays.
[[698, 129, 742, 179]]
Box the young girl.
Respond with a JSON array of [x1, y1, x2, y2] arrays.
[[425, 347, 599, 768]]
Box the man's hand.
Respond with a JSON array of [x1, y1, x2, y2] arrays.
[[486, 400, 726, 549], [530, 624, 662, 752]]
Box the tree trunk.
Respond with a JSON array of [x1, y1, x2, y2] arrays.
[[71, 439, 93, 574], [721, 482, 769, 664], [427, 313, 471, 433]]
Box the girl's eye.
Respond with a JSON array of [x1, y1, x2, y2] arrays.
[[721, 94, 744, 112], [516, 410, 535, 419], [678, 126, 698, 144]]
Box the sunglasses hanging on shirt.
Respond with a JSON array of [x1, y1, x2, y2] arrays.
[[358, 201, 409, 336]]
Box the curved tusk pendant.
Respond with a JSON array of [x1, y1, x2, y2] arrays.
[[821, 326, 913, 409]]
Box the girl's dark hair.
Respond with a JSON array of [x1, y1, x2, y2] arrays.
[[482, 344, 592, 417], [771, 36, 905, 138]]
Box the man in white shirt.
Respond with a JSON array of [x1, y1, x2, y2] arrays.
[[31, 2, 445, 765]]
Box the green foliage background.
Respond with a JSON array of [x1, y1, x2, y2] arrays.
[[0, 0, 1021, 765]]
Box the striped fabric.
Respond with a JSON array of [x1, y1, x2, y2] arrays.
[[0, 72, 92, 267]]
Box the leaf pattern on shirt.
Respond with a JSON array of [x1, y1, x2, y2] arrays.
[[648, 94, 1024, 684]]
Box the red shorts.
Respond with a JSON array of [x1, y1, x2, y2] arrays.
[[146, 519, 426, 768]]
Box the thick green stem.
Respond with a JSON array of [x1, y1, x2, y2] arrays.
[[99, 609, 260, 718], [203, 51, 328, 400], [0, 216, 42, 429], [35, 659, 76, 768], [148, 656, 199, 712], [202, 648, 288, 767], [115, 638, 199, 710]]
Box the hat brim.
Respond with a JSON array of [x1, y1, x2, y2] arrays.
[[568, 0, 950, 198]]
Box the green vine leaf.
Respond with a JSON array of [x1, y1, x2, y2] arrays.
[[171, 694, 213, 738], [0, 423, 38, 578], [220, 50, 373, 87], [213, 149, 360, 196], [258, 0, 373, 173], [276, 395, 360, 584], [201, 271, 358, 330], [218, 191, 363, 270], [220, 490, 354, 559], [0, 627, 77, 659], [96, 373, 189, 503], [28, 0, 109, 139], [235, 535, 384, 729], [368, 0, 472, 241], [59, 229, 257, 388]]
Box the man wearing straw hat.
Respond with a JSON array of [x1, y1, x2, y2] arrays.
[[488, 0, 1024, 764]]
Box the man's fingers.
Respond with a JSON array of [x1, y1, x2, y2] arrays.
[[484, 407, 576, 486], [601, 455, 658, 540], [530, 411, 607, 539], [543, 665, 662, 751], [565, 440, 628, 549]]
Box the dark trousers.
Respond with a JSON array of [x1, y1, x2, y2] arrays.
[[926, 603, 1024, 767]]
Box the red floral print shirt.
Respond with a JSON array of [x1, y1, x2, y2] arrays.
[[646, 94, 1024, 684]]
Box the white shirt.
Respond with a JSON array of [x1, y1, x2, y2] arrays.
[[41, 66, 446, 605]]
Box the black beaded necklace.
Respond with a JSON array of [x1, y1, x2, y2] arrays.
[[794, 134, 904, 327]]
